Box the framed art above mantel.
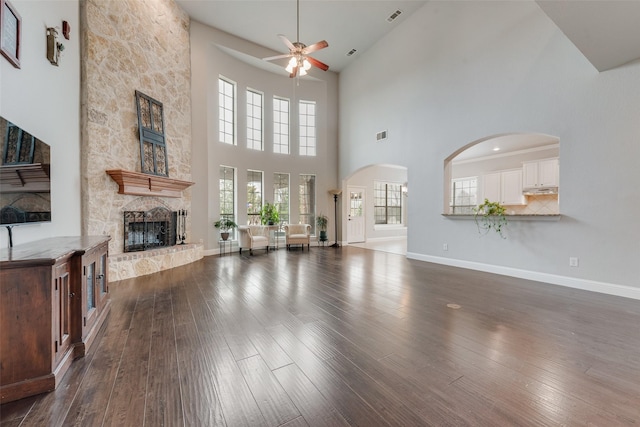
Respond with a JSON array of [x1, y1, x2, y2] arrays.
[[0, 0, 21, 68]]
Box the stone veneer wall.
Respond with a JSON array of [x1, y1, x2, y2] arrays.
[[81, 0, 201, 280]]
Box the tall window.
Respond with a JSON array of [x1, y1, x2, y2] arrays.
[[247, 170, 263, 225], [299, 100, 316, 156], [273, 173, 290, 224], [374, 182, 402, 225], [247, 89, 263, 150], [273, 97, 290, 154], [451, 177, 478, 214], [219, 166, 236, 237], [299, 174, 316, 234], [218, 77, 235, 145]]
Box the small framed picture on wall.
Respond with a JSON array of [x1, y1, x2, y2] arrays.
[[1, 0, 21, 68]]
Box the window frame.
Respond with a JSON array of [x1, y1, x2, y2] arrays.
[[218, 76, 236, 145], [219, 166, 236, 239], [450, 176, 478, 215], [298, 174, 316, 234], [373, 181, 403, 225], [246, 88, 264, 151], [298, 100, 316, 156], [247, 170, 263, 225], [273, 96, 290, 154], [273, 172, 290, 225]]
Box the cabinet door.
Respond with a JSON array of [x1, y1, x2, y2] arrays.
[[53, 261, 72, 366], [501, 169, 525, 205], [522, 162, 538, 188], [83, 258, 97, 338], [538, 158, 559, 187], [482, 172, 501, 203]]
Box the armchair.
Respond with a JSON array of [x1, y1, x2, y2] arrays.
[[238, 225, 270, 255], [284, 224, 311, 251]]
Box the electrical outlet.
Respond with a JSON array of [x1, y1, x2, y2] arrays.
[[443, 243, 448, 251], [569, 257, 579, 267]]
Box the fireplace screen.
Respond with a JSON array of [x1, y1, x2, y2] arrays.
[[124, 207, 176, 252]]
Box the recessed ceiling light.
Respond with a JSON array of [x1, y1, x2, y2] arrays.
[[493, 147, 500, 152]]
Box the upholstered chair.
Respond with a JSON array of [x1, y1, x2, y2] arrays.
[[284, 224, 311, 250], [238, 225, 270, 254]]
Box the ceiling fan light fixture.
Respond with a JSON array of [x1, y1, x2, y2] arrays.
[[299, 67, 308, 76], [302, 58, 311, 70]]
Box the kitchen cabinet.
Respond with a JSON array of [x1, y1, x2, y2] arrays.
[[482, 169, 526, 206], [523, 158, 559, 190], [0, 236, 110, 403]]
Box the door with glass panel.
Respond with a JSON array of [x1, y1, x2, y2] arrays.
[[347, 187, 365, 243]]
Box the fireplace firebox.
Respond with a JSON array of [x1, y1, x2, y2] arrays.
[[124, 207, 177, 252]]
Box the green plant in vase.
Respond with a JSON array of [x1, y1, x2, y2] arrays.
[[316, 214, 328, 243], [214, 217, 238, 240], [473, 199, 508, 238], [260, 202, 280, 225]]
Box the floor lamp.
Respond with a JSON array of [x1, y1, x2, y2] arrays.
[[328, 189, 342, 248]]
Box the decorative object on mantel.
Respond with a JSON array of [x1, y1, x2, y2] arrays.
[[46, 26, 64, 66], [473, 198, 508, 238], [177, 209, 187, 244], [135, 90, 169, 176], [106, 169, 194, 198], [214, 217, 238, 241], [0, 0, 21, 68]]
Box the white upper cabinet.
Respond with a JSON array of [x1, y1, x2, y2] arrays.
[[523, 158, 559, 189], [482, 169, 526, 206]]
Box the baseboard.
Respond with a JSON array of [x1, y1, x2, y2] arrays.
[[406, 252, 640, 301]]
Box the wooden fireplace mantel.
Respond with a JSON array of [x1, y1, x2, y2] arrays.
[[106, 169, 194, 198]]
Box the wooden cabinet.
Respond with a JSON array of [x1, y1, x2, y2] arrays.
[[523, 158, 559, 190], [77, 240, 110, 356], [0, 236, 110, 403], [482, 169, 526, 206]]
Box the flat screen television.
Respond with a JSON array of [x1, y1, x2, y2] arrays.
[[0, 116, 52, 230]]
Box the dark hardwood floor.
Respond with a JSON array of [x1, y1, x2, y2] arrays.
[[2, 246, 639, 426]]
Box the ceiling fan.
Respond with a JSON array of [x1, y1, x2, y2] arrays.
[[263, 0, 329, 78]]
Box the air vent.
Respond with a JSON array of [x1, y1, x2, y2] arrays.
[[386, 9, 403, 23], [376, 130, 388, 141], [346, 48, 357, 57]]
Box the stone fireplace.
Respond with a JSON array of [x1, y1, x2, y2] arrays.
[[123, 207, 176, 253], [80, 0, 202, 281]]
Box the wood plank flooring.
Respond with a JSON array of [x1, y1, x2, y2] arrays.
[[2, 246, 639, 426]]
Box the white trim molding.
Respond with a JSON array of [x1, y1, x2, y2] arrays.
[[407, 253, 640, 301]]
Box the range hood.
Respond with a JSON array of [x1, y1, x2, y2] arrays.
[[523, 187, 558, 195]]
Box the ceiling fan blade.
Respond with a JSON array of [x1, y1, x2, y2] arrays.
[[263, 53, 291, 62], [278, 34, 296, 51], [302, 40, 328, 55], [289, 65, 299, 78], [306, 56, 329, 72]]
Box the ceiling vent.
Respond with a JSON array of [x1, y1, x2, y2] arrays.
[[376, 130, 388, 141], [346, 48, 357, 57], [386, 10, 403, 23]]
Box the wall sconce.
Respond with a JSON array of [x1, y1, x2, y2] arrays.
[[46, 27, 64, 66]]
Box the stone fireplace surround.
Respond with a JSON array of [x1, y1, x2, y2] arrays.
[[108, 196, 202, 282], [81, 0, 200, 282]]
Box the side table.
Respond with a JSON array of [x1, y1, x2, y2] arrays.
[[219, 239, 231, 256]]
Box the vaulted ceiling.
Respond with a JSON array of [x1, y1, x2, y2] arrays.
[[176, 0, 640, 74]]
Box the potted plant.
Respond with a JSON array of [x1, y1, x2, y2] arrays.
[[473, 199, 508, 238], [316, 214, 328, 243], [214, 217, 238, 240], [260, 202, 280, 225]]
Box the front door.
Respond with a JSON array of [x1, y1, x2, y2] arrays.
[[347, 187, 365, 243]]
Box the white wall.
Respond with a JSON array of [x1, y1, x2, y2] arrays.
[[189, 22, 339, 251], [339, 2, 640, 294], [1, 0, 81, 247]]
